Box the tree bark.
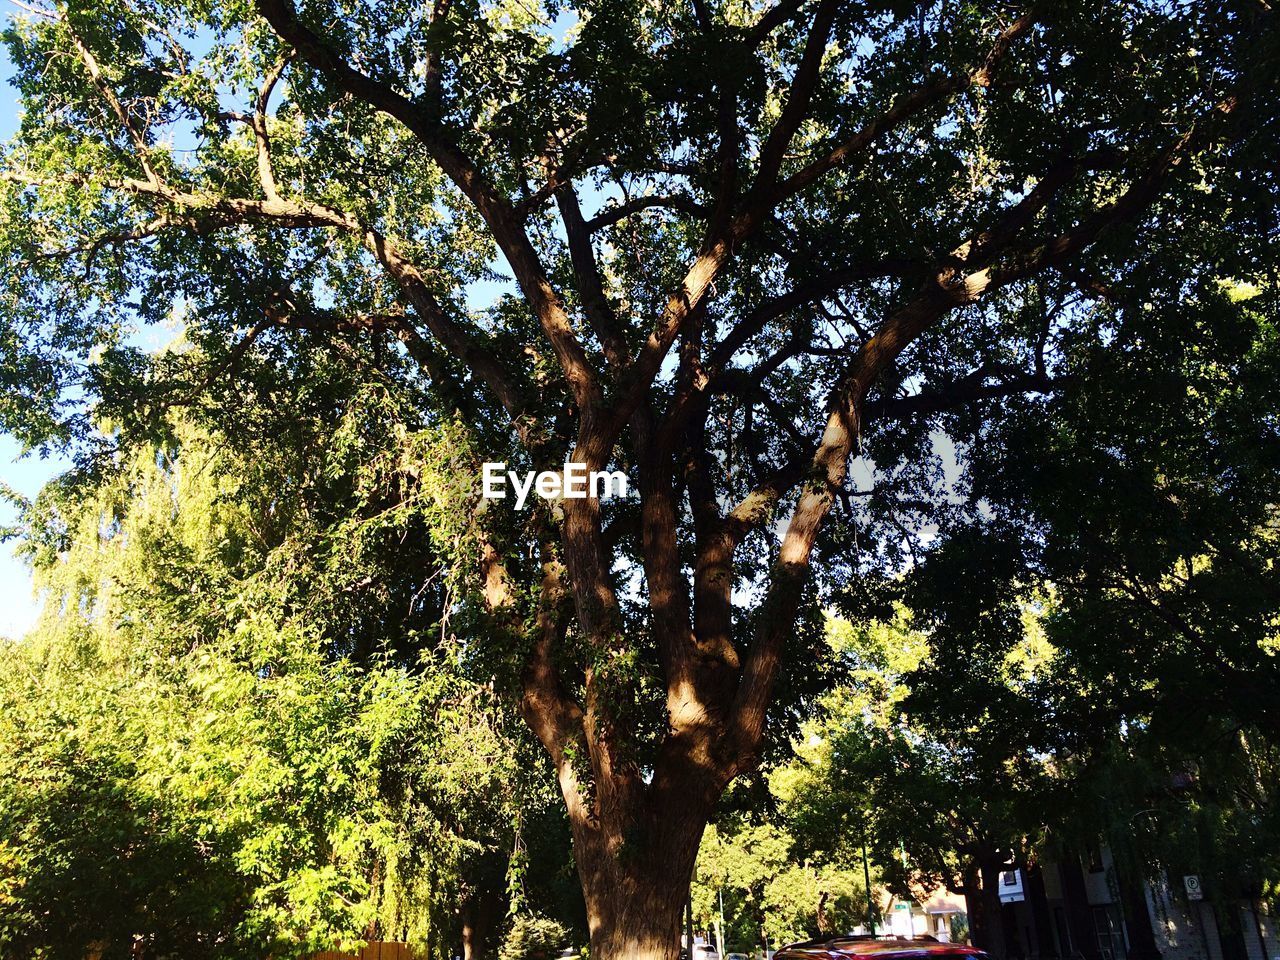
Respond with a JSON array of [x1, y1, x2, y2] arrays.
[[569, 801, 710, 960], [1059, 857, 1102, 960], [963, 861, 989, 949], [976, 858, 1010, 960], [461, 878, 503, 960], [1027, 863, 1060, 959]]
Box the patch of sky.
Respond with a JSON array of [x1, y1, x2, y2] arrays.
[[0, 36, 63, 637], [0, 27, 131, 636]]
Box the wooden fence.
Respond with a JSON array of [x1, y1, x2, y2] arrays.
[[88, 938, 421, 960], [309, 942, 418, 960]]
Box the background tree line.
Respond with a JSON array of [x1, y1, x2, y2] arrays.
[[0, 377, 584, 958], [3, 376, 1278, 957]]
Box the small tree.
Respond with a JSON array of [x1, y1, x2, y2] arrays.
[[499, 915, 572, 960]]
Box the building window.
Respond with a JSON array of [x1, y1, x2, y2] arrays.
[[1053, 906, 1073, 955], [1092, 905, 1127, 960], [1087, 844, 1105, 873]]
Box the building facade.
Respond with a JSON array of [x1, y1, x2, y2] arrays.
[[989, 847, 1278, 960]]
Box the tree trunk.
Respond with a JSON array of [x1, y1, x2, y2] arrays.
[[575, 835, 701, 960], [1026, 864, 1060, 959], [461, 878, 504, 960], [584, 880, 689, 960], [556, 762, 716, 960], [818, 890, 833, 936], [976, 858, 1010, 960], [1059, 857, 1102, 960], [964, 861, 988, 948]]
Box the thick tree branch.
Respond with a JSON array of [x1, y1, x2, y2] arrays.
[[422, 0, 453, 103], [558, 184, 630, 367], [707, 86, 742, 238], [745, 0, 809, 50], [250, 55, 292, 201], [632, 408, 707, 731], [601, 239, 734, 454], [661, 258, 920, 438], [708, 259, 922, 372], [255, 0, 601, 414], [519, 551, 588, 772], [773, 10, 1039, 203], [751, 0, 838, 195], [584, 193, 707, 232], [962, 149, 1121, 266], [724, 276, 979, 770], [723, 82, 1252, 772]]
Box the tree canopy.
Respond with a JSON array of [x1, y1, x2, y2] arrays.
[[2, 0, 1278, 957]]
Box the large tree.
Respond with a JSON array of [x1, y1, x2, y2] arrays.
[[2, 1, 1277, 957]]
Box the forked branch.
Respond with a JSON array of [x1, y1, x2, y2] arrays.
[[255, 0, 602, 415], [724, 85, 1252, 768]]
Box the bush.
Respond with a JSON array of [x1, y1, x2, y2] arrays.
[[500, 915, 571, 960]]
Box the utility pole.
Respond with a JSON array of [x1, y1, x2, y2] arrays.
[[687, 891, 694, 956], [717, 887, 726, 957], [862, 824, 876, 936]]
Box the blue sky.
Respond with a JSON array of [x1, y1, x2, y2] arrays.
[[0, 8, 645, 640], [0, 41, 66, 639], [0, 23, 520, 639]]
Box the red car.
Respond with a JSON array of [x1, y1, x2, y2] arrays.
[[774, 936, 989, 960]]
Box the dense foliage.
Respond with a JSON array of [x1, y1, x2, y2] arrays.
[[0, 400, 581, 958], [1, 0, 1278, 957]]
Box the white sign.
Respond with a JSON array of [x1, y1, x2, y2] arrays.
[[482, 462, 629, 508], [1183, 875, 1204, 901]]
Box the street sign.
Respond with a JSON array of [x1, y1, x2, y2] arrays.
[[1183, 875, 1204, 901], [893, 903, 909, 911]]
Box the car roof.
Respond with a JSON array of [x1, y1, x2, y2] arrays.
[[775, 936, 985, 959]]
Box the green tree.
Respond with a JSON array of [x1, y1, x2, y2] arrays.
[[2, 1, 1277, 957], [890, 269, 1280, 943], [694, 816, 872, 952], [777, 604, 1102, 958], [0, 407, 577, 958], [499, 915, 571, 960]]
